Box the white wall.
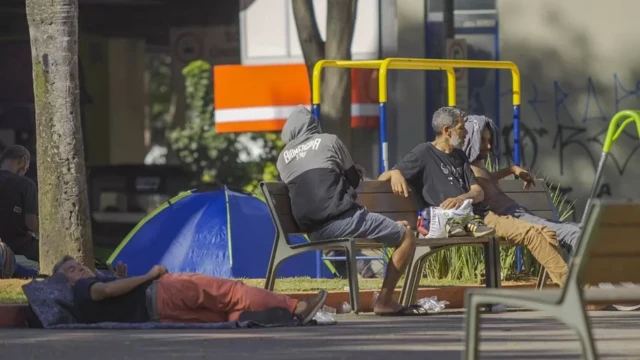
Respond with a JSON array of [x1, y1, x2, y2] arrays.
[[240, 0, 380, 64], [497, 0, 640, 218]]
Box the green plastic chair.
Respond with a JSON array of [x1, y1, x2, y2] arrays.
[[463, 110, 640, 360], [536, 110, 640, 289]]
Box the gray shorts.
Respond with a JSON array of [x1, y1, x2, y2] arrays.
[[310, 207, 407, 247]]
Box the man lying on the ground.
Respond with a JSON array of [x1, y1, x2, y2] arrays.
[[463, 114, 581, 255], [54, 255, 327, 325], [378, 107, 569, 286], [277, 105, 426, 317]]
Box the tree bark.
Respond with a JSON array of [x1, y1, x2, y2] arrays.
[[323, 0, 357, 151], [292, 0, 357, 151], [291, 0, 325, 84], [26, 0, 94, 273], [444, 0, 455, 39]]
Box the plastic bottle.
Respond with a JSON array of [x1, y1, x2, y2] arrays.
[[341, 302, 352, 313], [416, 296, 449, 312], [313, 305, 337, 324]]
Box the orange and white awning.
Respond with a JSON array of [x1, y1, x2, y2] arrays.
[[213, 64, 379, 133]]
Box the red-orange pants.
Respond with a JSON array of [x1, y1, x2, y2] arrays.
[[154, 274, 298, 323]]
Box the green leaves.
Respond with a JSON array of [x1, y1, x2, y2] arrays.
[[167, 60, 284, 190]]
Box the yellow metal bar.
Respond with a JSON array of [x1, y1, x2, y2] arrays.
[[378, 58, 521, 105], [312, 59, 457, 105]]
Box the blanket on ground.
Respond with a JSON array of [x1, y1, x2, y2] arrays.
[[21, 274, 305, 329]]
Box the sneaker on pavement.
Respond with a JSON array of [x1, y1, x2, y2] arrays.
[[446, 219, 467, 237], [466, 217, 496, 237]]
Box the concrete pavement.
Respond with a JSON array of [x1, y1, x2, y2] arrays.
[[0, 311, 639, 359]]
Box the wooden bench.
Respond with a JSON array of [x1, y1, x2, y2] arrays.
[[260, 180, 501, 313], [463, 198, 640, 360]]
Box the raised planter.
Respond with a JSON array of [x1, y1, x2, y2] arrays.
[[0, 304, 27, 328], [278, 283, 546, 313]]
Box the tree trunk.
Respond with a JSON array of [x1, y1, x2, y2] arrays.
[[26, 0, 94, 273], [292, 0, 358, 151], [291, 0, 325, 86], [443, 0, 455, 39]]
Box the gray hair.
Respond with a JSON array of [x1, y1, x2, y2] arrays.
[[432, 107, 467, 136], [0, 145, 30, 164], [51, 255, 76, 275]]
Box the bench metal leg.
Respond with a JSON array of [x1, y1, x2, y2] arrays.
[[399, 246, 433, 306], [574, 313, 598, 360], [536, 267, 548, 290], [265, 241, 296, 291], [567, 305, 597, 360], [482, 239, 503, 312], [558, 284, 597, 360], [483, 242, 497, 289], [491, 238, 502, 288], [344, 241, 361, 314], [463, 290, 483, 360]]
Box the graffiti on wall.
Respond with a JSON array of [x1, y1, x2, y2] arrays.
[[498, 74, 640, 202]]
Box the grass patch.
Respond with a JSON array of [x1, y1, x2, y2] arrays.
[[0, 279, 28, 304], [0, 276, 537, 304]]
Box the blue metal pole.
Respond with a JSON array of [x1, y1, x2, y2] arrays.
[[513, 104, 523, 272], [513, 105, 521, 166], [313, 103, 321, 278], [379, 102, 388, 173], [312, 104, 321, 123], [315, 251, 321, 278], [494, 20, 501, 162], [379, 101, 389, 274]]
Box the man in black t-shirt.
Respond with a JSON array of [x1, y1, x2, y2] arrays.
[[378, 107, 495, 237], [53, 256, 328, 325], [0, 145, 39, 261]]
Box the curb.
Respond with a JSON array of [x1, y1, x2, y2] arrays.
[[0, 283, 553, 328], [278, 283, 544, 313], [0, 304, 27, 328]]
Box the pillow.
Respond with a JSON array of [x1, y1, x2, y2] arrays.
[[21, 274, 80, 328]]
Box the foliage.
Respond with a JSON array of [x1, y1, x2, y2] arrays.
[[166, 60, 283, 191], [147, 53, 173, 129]]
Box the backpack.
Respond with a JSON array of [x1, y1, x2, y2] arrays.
[[0, 240, 16, 278]]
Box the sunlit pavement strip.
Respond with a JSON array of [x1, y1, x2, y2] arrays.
[[1, 311, 639, 359]]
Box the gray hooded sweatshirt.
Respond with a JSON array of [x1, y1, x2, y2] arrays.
[[277, 106, 361, 232], [463, 115, 499, 164]]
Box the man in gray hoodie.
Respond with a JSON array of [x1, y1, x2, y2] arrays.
[[277, 106, 424, 316]]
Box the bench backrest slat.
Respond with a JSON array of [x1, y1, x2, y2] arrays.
[[498, 179, 558, 220], [581, 200, 640, 284], [356, 181, 417, 226], [261, 182, 302, 236], [529, 210, 555, 220], [261, 181, 418, 241]]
